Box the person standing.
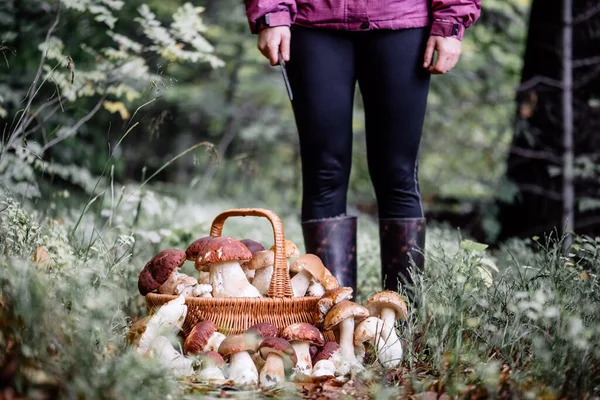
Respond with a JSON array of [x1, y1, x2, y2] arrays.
[[244, 0, 481, 300]]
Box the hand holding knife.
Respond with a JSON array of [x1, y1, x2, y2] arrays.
[[278, 52, 293, 101]]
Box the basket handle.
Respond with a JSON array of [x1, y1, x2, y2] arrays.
[[209, 208, 294, 298]]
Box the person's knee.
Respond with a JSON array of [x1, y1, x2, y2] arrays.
[[375, 163, 418, 194], [304, 155, 350, 199]]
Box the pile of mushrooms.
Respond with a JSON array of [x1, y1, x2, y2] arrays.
[[133, 235, 410, 387]]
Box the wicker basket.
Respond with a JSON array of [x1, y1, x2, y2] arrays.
[[145, 208, 336, 341]]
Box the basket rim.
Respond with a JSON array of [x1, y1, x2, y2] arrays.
[[145, 292, 321, 303]]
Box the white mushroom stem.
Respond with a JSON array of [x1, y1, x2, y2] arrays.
[[197, 366, 225, 381], [379, 307, 398, 337], [211, 261, 261, 298], [242, 265, 256, 282], [259, 353, 285, 388], [307, 280, 325, 297], [204, 332, 227, 352], [378, 329, 403, 368], [338, 318, 358, 365], [149, 336, 194, 377], [312, 359, 335, 377], [251, 265, 274, 295], [228, 351, 259, 385], [192, 283, 212, 298], [290, 340, 312, 375], [290, 270, 312, 297]]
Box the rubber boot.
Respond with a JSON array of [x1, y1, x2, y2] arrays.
[[379, 218, 426, 303], [301, 216, 357, 295]]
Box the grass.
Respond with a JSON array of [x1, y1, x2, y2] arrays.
[[0, 182, 599, 399]]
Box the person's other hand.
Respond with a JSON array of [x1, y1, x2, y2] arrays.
[[423, 36, 462, 74], [258, 26, 291, 66]]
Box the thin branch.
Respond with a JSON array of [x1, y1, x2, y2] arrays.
[[573, 56, 600, 68], [509, 147, 562, 164], [517, 75, 563, 92], [573, 3, 600, 24], [40, 94, 106, 153]]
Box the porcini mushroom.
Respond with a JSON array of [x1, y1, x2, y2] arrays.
[[196, 351, 227, 382], [218, 332, 261, 386], [312, 341, 341, 379], [137, 249, 187, 295], [272, 239, 300, 268], [189, 236, 261, 298], [240, 239, 265, 281], [148, 336, 194, 377], [316, 287, 354, 324], [289, 254, 328, 297], [258, 337, 298, 388], [245, 250, 275, 295], [323, 300, 369, 366], [365, 291, 407, 368], [184, 320, 227, 355], [280, 322, 325, 377], [248, 322, 280, 370], [353, 316, 387, 364]]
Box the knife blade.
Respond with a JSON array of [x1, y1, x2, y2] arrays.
[[278, 52, 293, 101]]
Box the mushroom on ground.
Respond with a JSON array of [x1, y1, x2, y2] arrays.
[[138, 249, 187, 296], [280, 322, 325, 378], [258, 337, 298, 388], [311, 341, 341, 379], [240, 239, 265, 282], [289, 254, 328, 297], [218, 332, 262, 386], [353, 316, 389, 364], [187, 236, 261, 298], [323, 300, 369, 366], [316, 287, 354, 325], [148, 336, 194, 377], [365, 291, 407, 368], [196, 351, 227, 382], [184, 320, 227, 355], [245, 250, 275, 295], [248, 322, 280, 370]]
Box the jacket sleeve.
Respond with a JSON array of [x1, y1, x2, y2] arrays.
[[430, 0, 481, 40], [243, 0, 297, 34]]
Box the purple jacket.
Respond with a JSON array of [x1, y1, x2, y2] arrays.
[[244, 0, 481, 40]]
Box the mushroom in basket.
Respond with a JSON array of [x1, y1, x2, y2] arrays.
[[289, 254, 329, 297], [187, 236, 261, 298], [258, 337, 298, 388], [239, 238, 265, 282], [137, 249, 187, 296], [245, 249, 275, 295], [218, 331, 262, 385], [280, 322, 325, 378]]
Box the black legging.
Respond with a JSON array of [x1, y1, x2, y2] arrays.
[[286, 26, 431, 222]]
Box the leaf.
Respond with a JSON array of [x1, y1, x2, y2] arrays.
[[460, 240, 489, 252]]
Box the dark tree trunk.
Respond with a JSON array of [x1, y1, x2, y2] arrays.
[[496, 0, 600, 242]]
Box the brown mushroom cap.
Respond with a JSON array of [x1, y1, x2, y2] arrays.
[[312, 341, 341, 364], [137, 249, 186, 295], [240, 239, 265, 254], [323, 300, 369, 331], [248, 322, 279, 339], [218, 332, 261, 357], [289, 254, 327, 281], [281, 322, 325, 347], [321, 274, 340, 290], [197, 351, 226, 368], [320, 287, 353, 307], [184, 320, 218, 355], [366, 290, 408, 321], [186, 236, 215, 261], [244, 250, 275, 271], [259, 337, 298, 367], [271, 239, 300, 259], [192, 237, 252, 271]]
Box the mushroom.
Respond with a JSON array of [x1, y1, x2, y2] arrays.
[[240, 239, 265, 282], [188, 236, 261, 298], [353, 316, 387, 364], [312, 341, 341, 379], [316, 287, 354, 325], [248, 322, 280, 370], [184, 320, 227, 355], [148, 336, 194, 377], [365, 291, 407, 368], [323, 300, 369, 366], [246, 250, 275, 295], [137, 249, 187, 295], [280, 322, 325, 377], [289, 254, 328, 297], [192, 283, 213, 298], [218, 332, 262, 386], [196, 351, 227, 382], [258, 337, 298, 388]]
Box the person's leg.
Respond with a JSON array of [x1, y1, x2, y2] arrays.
[[356, 27, 431, 300], [286, 27, 358, 293]]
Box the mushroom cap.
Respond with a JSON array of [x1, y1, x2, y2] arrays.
[[218, 332, 261, 357], [271, 239, 300, 259], [353, 316, 385, 346], [320, 287, 353, 306], [244, 250, 275, 271], [289, 254, 327, 281], [259, 337, 298, 367], [248, 322, 279, 339], [321, 274, 340, 290], [312, 341, 341, 364], [323, 300, 369, 331], [197, 351, 226, 368], [186, 236, 215, 261], [184, 320, 218, 355], [138, 249, 186, 295], [240, 239, 265, 254], [366, 290, 408, 321], [194, 237, 253, 271], [280, 322, 325, 347]]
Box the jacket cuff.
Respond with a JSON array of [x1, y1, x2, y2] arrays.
[[431, 19, 465, 40], [249, 10, 292, 34]]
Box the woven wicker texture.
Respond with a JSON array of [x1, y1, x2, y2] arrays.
[[145, 208, 337, 341]]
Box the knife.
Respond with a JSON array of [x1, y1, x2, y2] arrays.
[[278, 52, 293, 101]]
